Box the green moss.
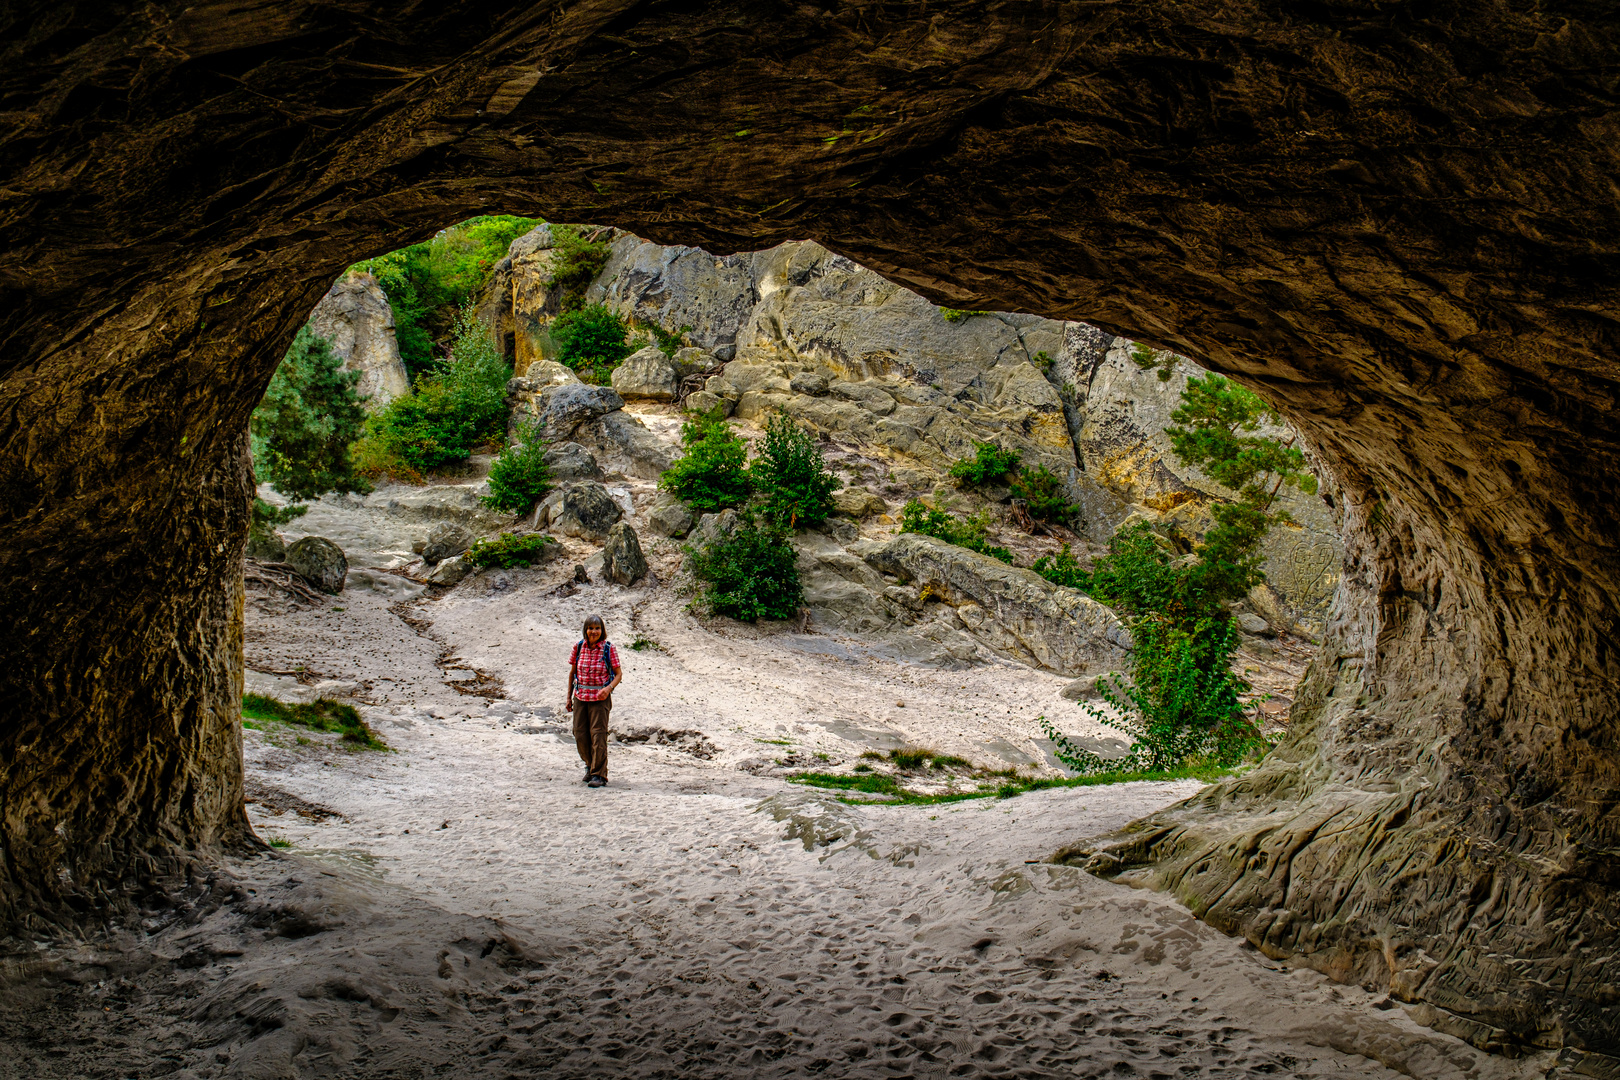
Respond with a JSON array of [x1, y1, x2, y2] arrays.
[[241, 694, 388, 750]]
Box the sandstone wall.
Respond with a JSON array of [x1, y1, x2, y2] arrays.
[[305, 272, 411, 408]]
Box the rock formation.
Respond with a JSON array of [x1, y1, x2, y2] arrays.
[[305, 272, 412, 407], [2, 0, 1618, 1056]]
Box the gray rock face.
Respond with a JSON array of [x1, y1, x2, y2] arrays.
[[575, 410, 674, 481], [542, 442, 601, 482], [682, 390, 731, 417], [508, 359, 579, 395], [512, 383, 624, 440], [647, 493, 697, 538], [610, 345, 678, 401], [421, 522, 471, 565], [545, 482, 622, 540], [284, 536, 348, 595], [601, 522, 648, 585], [671, 347, 722, 379], [305, 271, 412, 408], [424, 555, 473, 586], [861, 533, 1130, 677], [831, 488, 888, 518]]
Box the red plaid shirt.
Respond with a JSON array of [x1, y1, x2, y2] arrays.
[[570, 640, 620, 701]]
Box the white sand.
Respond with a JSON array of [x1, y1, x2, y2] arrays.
[[223, 560, 1554, 1078]]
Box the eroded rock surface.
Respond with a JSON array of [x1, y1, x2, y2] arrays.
[[305, 271, 412, 408]]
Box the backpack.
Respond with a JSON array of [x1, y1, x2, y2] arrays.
[[572, 639, 617, 688]]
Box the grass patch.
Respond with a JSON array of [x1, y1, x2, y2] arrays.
[[242, 694, 388, 750], [755, 738, 794, 746], [629, 636, 662, 652], [789, 756, 1233, 806], [267, 837, 293, 849]]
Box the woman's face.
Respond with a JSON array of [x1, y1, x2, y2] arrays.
[[585, 624, 603, 644]]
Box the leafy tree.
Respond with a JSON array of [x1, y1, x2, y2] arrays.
[[948, 441, 1022, 486], [750, 412, 842, 528], [898, 499, 1013, 563], [482, 421, 552, 513], [685, 516, 803, 622], [551, 303, 631, 383], [1031, 543, 1088, 589], [249, 327, 370, 531], [1009, 464, 1081, 523], [659, 407, 753, 512]]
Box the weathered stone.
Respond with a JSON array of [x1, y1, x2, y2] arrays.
[[284, 536, 348, 595], [601, 522, 648, 585], [547, 482, 623, 540], [1235, 612, 1273, 636], [1060, 675, 1102, 702], [832, 488, 888, 518], [245, 528, 286, 562], [688, 509, 740, 547], [425, 554, 473, 586], [513, 384, 624, 440], [574, 410, 674, 481], [796, 530, 893, 634], [421, 522, 471, 565], [647, 494, 697, 538], [671, 347, 722, 379], [508, 359, 580, 393], [682, 390, 731, 417], [542, 442, 601, 482], [862, 533, 1129, 677], [610, 345, 679, 401], [306, 271, 412, 408], [790, 372, 829, 396]]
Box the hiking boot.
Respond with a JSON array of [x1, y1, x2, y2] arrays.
[[587, 776, 606, 788]]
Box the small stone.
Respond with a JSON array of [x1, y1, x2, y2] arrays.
[[1060, 676, 1103, 701], [647, 493, 697, 538], [610, 345, 678, 401], [1236, 612, 1274, 636], [683, 390, 732, 417], [425, 554, 473, 586], [421, 522, 471, 565], [671, 347, 722, 379], [832, 487, 888, 518], [284, 536, 348, 594], [601, 522, 648, 585], [573, 563, 591, 584]]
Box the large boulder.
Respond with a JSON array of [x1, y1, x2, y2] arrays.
[[543, 481, 622, 540], [507, 359, 579, 394], [574, 410, 675, 480], [610, 345, 678, 401], [305, 271, 412, 408], [512, 383, 623, 440], [601, 522, 648, 585], [859, 533, 1131, 676], [421, 522, 471, 565], [671, 347, 722, 379], [682, 390, 732, 417], [284, 536, 348, 595], [646, 493, 697, 538], [245, 527, 286, 562], [542, 442, 601, 481], [688, 508, 740, 547]]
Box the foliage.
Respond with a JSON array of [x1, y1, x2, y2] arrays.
[[1032, 350, 1054, 372], [1130, 342, 1178, 381], [1010, 464, 1081, 522], [547, 224, 613, 308], [949, 441, 1022, 486], [481, 421, 553, 513], [250, 327, 371, 505], [650, 322, 693, 357], [659, 406, 753, 512], [750, 411, 842, 527], [465, 532, 555, 568], [685, 516, 803, 622], [898, 499, 1013, 563], [242, 693, 387, 749], [251, 498, 308, 532], [351, 215, 541, 377], [355, 305, 511, 475], [551, 303, 631, 383], [1032, 543, 1089, 590], [940, 307, 991, 323]]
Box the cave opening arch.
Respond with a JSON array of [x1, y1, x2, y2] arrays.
[[3, 0, 1618, 1056]]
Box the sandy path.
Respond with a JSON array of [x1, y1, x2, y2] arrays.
[[230, 568, 1551, 1079]]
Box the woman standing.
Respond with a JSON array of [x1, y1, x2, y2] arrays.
[[567, 614, 621, 788]]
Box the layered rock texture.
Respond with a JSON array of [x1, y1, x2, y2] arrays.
[[305, 272, 412, 407], [2, 0, 1617, 1056]]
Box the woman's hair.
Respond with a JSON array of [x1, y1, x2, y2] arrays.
[[582, 614, 605, 639]]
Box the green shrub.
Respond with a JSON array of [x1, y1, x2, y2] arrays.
[[898, 499, 1013, 563], [1031, 350, 1054, 372], [1130, 342, 1178, 381], [465, 532, 555, 568], [940, 307, 991, 323], [551, 303, 631, 383], [1009, 464, 1080, 522], [548, 224, 613, 308], [482, 422, 552, 513], [750, 412, 842, 527], [251, 326, 371, 504], [651, 322, 693, 357], [948, 441, 1022, 486], [685, 517, 803, 622], [242, 694, 387, 750], [357, 305, 511, 476], [660, 407, 753, 512], [1032, 543, 1089, 590]]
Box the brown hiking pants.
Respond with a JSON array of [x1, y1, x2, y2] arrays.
[[572, 696, 611, 779]]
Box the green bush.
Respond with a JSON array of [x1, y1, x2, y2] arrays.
[[1009, 464, 1080, 522], [242, 694, 387, 750], [948, 441, 1022, 486], [898, 499, 1013, 563], [940, 307, 990, 323], [548, 224, 613, 308], [659, 406, 753, 512], [551, 303, 631, 383], [465, 532, 555, 568], [750, 412, 842, 527], [685, 517, 803, 622], [1130, 342, 1178, 381], [357, 305, 511, 476], [250, 326, 371, 504], [482, 422, 552, 513], [1031, 543, 1089, 590]]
